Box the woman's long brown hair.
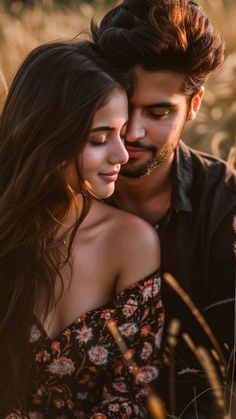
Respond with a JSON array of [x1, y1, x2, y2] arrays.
[[0, 40, 123, 415]]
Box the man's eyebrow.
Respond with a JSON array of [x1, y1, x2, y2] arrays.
[[145, 102, 177, 109]]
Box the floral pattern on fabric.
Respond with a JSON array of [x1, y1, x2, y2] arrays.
[[7, 270, 163, 419], [4, 411, 29, 419]]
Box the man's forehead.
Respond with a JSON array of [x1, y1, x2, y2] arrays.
[[132, 66, 186, 103]]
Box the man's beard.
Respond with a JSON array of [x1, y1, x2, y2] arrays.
[[120, 141, 177, 178]]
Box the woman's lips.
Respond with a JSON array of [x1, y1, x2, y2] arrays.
[[99, 172, 119, 182]]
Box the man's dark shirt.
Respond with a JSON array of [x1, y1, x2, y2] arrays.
[[155, 140, 236, 416], [107, 140, 236, 416]]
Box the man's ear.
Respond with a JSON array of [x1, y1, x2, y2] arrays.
[[187, 86, 205, 120]]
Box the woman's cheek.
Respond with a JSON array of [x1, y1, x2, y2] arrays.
[[80, 147, 105, 172]]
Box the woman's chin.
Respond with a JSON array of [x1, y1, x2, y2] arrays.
[[97, 184, 115, 200]]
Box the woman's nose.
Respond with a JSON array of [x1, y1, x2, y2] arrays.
[[109, 136, 129, 165]]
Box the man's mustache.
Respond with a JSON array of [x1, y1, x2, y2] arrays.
[[125, 141, 157, 152]]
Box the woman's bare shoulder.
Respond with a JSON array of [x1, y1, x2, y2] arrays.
[[93, 200, 157, 237], [94, 201, 161, 293]]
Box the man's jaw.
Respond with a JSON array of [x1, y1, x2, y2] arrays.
[[120, 142, 176, 178]]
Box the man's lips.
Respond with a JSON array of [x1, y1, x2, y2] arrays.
[[125, 146, 147, 158]]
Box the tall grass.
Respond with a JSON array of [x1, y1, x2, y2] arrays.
[[164, 274, 234, 419], [0, 0, 111, 84], [184, 52, 236, 165], [182, 0, 236, 165]]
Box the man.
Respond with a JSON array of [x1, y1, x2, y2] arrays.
[[91, 0, 236, 417]]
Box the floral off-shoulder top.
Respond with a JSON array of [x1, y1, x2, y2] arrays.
[[6, 270, 164, 418]]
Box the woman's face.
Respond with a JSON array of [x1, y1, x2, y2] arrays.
[[66, 89, 129, 199]]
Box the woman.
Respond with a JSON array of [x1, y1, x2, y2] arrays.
[[0, 41, 163, 418]]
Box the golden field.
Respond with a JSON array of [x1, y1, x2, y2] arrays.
[[0, 0, 235, 166]]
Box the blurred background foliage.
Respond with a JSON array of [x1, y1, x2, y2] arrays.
[[183, 0, 236, 163], [0, 0, 235, 165]]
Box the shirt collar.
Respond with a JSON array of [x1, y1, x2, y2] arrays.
[[171, 140, 193, 212]]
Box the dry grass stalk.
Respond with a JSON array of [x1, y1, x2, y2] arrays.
[[233, 217, 236, 257], [167, 319, 180, 415], [167, 318, 180, 349], [228, 248, 236, 418], [211, 348, 221, 364], [197, 346, 228, 417], [106, 319, 166, 419], [227, 146, 236, 168], [0, 70, 8, 112], [106, 318, 128, 354], [183, 334, 229, 418], [197, 346, 225, 408], [182, 332, 200, 360], [146, 392, 166, 419], [163, 273, 227, 376]]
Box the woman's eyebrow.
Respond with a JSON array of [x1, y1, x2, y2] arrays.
[[90, 121, 128, 133], [90, 126, 114, 132]]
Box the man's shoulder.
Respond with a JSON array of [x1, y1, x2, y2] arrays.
[[180, 141, 236, 194]]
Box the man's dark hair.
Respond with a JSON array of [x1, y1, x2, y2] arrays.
[[92, 0, 225, 96]]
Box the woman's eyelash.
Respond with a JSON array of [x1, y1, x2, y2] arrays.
[[89, 140, 106, 146], [89, 133, 126, 145]]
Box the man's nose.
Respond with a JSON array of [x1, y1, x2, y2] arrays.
[[125, 111, 145, 142]]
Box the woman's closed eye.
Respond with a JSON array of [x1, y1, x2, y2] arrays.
[[88, 131, 126, 146], [88, 136, 107, 146]]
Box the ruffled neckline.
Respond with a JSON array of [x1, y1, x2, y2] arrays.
[[32, 268, 161, 342]]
